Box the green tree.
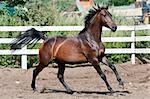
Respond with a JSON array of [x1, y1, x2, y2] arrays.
[[94, 0, 134, 6], [1, 0, 27, 7], [110, 0, 134, 6], [94, 0, 111, 5]]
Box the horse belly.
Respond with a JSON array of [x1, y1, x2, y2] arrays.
[[55, 44, 87, 63]]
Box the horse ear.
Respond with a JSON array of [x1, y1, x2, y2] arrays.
[[92, 3, 98, 11], [93, 6, 97, 11], [106, 5, 109, 10], [93, 2, 97, 7], [98, 5, 100, 9]]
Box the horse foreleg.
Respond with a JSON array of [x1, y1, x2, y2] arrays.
[[90, 57, 114, 93], [31, 63, 46, 91], [57, 63, 73, 94], [101, 56, 124, 88]]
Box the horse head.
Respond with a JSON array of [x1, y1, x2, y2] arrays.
[[95, 6, 117, 32]]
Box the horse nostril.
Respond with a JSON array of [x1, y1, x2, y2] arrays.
[[112, 26, 117, 30]]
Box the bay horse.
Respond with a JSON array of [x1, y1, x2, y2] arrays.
[[11, 6, 124, 94]]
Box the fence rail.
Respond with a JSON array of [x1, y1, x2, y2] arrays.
[[0, 25, 150, 31], [0, 25, 150, 69]]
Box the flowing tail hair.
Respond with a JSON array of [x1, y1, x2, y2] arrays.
[[10, 28, 47, 50]]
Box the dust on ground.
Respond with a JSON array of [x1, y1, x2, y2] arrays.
[[0, 62, 150, 99]]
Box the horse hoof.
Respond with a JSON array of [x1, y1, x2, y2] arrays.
[[67, 90, 74, 94], [119, 81, 124, 89], [108, 87, 114, 93], [110, 90, 115, 94], [32, 87, 37, 92]]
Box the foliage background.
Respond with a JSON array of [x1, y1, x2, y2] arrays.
[[0, 0, 149, 68], [94, 0, 134, 6]]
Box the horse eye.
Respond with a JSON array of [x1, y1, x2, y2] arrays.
[[101, 11, 107, 16]]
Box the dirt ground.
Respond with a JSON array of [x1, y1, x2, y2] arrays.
[[0, 61, 150, 99]]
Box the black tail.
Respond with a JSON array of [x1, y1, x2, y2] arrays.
[[10, 28, 47, 49]]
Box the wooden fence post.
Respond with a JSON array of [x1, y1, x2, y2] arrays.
[[21, 45, 27, 69], [131, 31, 135, 64]]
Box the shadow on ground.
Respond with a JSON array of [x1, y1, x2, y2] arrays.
[[41, 88, 131, 96]]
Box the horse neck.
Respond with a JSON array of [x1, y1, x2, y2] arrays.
[[87, 18, 103, 43]]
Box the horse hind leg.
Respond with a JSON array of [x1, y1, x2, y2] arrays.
[[31, 47, 52, 91], [101, 56, 124, 89], [31, 63, 47, 91], [31, 37, 57, 91], [57, 63, 73, 94]]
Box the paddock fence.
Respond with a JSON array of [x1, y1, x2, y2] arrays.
[[0, 25, 150, 69]]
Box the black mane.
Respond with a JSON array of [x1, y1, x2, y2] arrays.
[[84, 9, 97, 27]]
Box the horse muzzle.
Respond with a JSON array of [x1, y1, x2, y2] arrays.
[[111, 25, 117, 32]]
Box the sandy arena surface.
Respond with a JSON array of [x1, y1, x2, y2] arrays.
[[0, 62, 150, 99]]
